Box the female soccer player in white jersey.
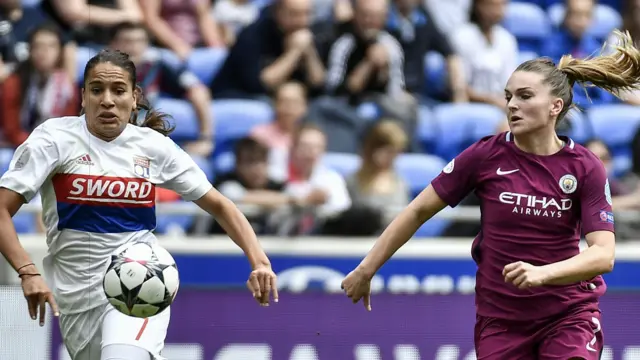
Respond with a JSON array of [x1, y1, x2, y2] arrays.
[[0, 49, 278, 360], [342, 30, 640, 359]]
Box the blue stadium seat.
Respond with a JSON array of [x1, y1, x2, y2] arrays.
[[432, 103, 504, 160], [416, 106, 437, 152], [213, 100, 273, 153], [155, 202, 195, 235], [394, 154, 449, 237], [321, 153, 361, 177], [548, 4, 621, 39], [155, 98, 200, 141], [394, 154, 446, 196], [75, 47, 98, 83], [518, 51, 538, 64], [563, 108, 592, 144], [191, 155, 215, 181], [588, 104, 640, 176], [424, 52, 448, 97], [13, 214, 36, 233], [0, 148, 14, 175], [212, 152, 236, 174], [156, 48, 184, 71], [503, 2, 551, 52], [187, 48, 228, 85]]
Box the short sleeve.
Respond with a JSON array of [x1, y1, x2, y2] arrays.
[[580, 160, 615, 235], [157, 139, 213, 201], [0, 126, 60, 202], [430, 141, 485, 207]]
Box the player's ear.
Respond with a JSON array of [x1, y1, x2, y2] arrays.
[[81, 88, 85, 109], [132, 87, 138, 111], [549, 97, 563, 118]]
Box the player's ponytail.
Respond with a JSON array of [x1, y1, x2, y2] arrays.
[[516, 30, 640, 124], [130, 85, 175, 136], [557, 30, 640, 97]]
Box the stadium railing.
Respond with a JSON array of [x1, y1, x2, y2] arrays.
[[13, 202, 640, 223]]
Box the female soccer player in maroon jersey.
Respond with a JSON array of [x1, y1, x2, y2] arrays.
[[341, 30, 640, 359]]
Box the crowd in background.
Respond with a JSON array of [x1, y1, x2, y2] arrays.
[[1, 0, 640, 239]]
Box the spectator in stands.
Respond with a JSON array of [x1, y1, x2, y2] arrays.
[[347, 120, 410, 228], [325, 0, 405, 104], [0, 23, 76, 147], [451, 0, 517, 109], [0, 0, 66, 81], [109, 22, 215, 156], [606, 0, 640, 104], [269, 124, 351, 235], [387, 0, 467, 103], [140, 0, 223, 60], [251, 81, 307, 152], [41, 0, 143, 77], [211, 0, 325, 98], [211, 0, 260, 46], [542, 0, 613, 107], [200, 137, 289, 235], [424, 0, 472, 41]]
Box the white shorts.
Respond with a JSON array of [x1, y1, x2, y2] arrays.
[[59, 303, 170, 360]]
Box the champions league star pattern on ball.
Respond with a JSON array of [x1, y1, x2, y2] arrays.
[[103, 243, 180, 318]]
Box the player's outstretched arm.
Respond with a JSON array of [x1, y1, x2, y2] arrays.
[[194, 188, 278, 305], [341, 185, 447, 310], [0, 188, 59, 324]]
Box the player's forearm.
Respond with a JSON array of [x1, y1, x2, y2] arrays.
[[213, 198, 271, 269], [0, 210, 34, 272], [541, 245, 614, 286], [357, 206, 424, 278], [260, 49, 305, 90]]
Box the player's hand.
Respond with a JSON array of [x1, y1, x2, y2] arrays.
[[341, 267, 372, 311], [503, 261, 549, 289], [246, 264, 279, 306], [20, 272, 59, 326]]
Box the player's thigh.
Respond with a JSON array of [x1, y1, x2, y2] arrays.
[[538, 309, 603, 360], [475, 315, 537, 360], [60, 306, 106, 360], [101, 306, 171, 359], [72, 334, 103, 360]]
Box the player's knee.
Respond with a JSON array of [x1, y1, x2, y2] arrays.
[[101, 344, 152, 360]]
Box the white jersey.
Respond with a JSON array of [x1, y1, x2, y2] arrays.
[[0, 116, 212, 315]]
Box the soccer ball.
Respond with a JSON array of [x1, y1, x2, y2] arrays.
[[103, 243, 179, 318]]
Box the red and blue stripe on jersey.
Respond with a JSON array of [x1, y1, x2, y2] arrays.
[[52, 174, 156, 233]]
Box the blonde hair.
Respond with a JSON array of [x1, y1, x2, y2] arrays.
[[356, 120, 408, 191], [516, 30, 640, 122]]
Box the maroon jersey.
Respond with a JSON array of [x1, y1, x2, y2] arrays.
[[431, 132, 615, 320]]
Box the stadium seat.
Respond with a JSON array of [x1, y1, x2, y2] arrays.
[[155, 202, 195, 235], [394, 154, 449, 237], [321, 153, 361, 177], [424, 52, 448, 97], [75, 47, 99, 83], [563, 108, 592, 144], [547, 4, 621, 39], [518, 51, 538, 64], [432, 103, 504, 160], [503, 2, 551, 52], [191, 155, 215, 181], [588, 104, 640, 175], [13, 214, 36, 233], [416, 106, 437, 152], [0, 149, 14, 175], [157, 48, 183, 71], [187, 48, 228, 85], [212, 151, 236, 174], [394, 153, 446, 196], [212, 100, 273, 153], [155, 98, 200, 141]]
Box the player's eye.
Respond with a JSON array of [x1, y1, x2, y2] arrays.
[[91, 88, 101, 94], [116, 89, 126, 95], [520, 94, 532, 100]]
